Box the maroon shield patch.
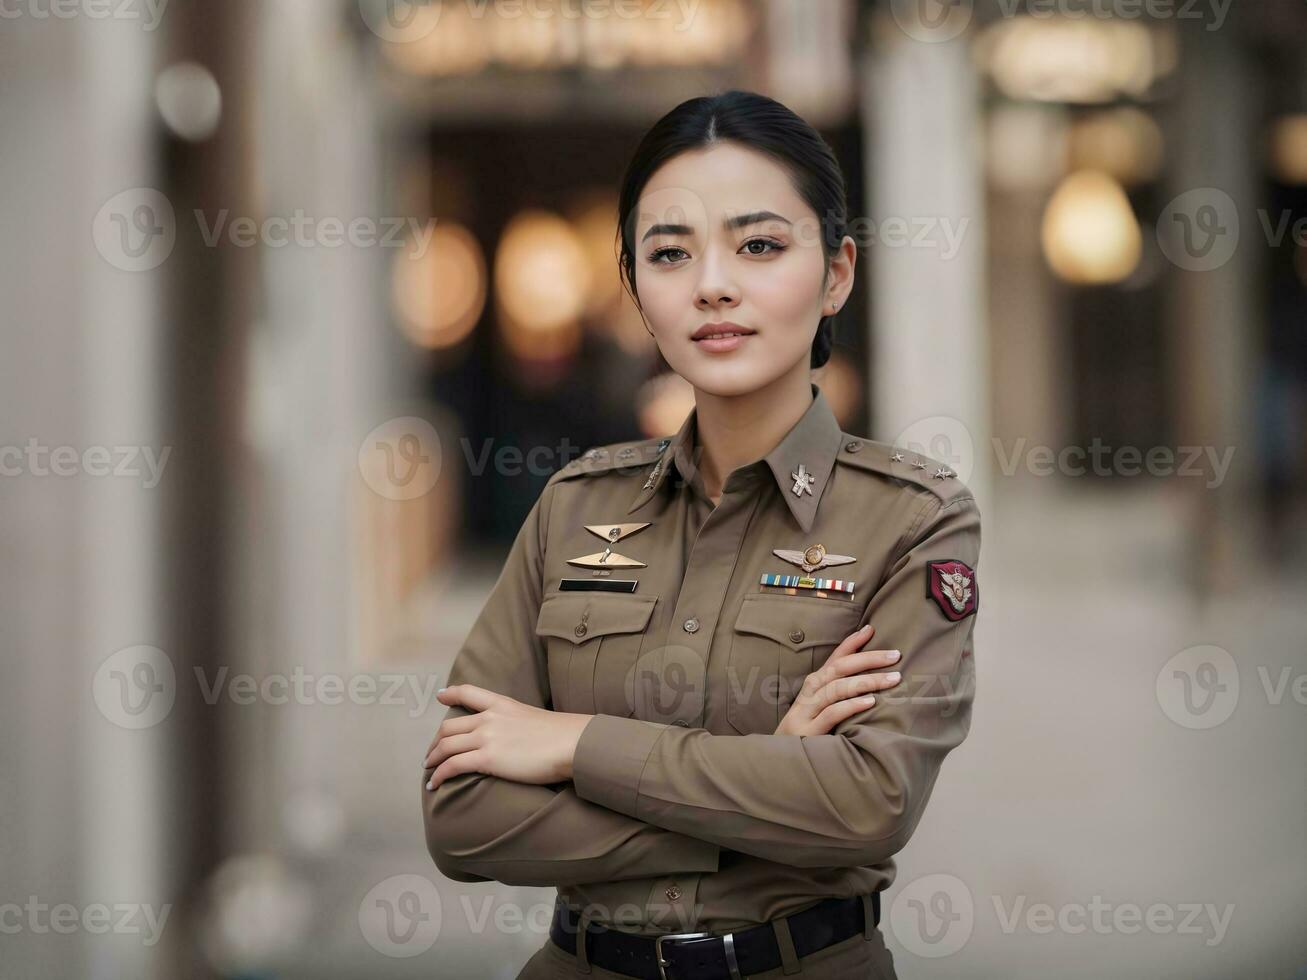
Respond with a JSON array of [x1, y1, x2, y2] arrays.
[[927, 559, 978, 621]]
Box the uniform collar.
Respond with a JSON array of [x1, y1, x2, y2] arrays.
[[625, 382, 844, 533]]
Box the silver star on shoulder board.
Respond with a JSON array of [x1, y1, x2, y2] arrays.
[[911, 459, 927, 469], [890, 452, 904, 462], [790, 463, 815, 497], [933, 467, 955, 479]]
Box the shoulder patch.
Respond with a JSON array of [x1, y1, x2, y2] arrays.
[[547, 437, 668, 486], [835, 434, 973, 504]]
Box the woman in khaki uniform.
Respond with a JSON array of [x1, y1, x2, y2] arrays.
[[422, 90, 981, 980]]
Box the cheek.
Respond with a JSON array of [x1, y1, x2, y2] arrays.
[[637, 273, 690, 334], [748, 257, 822, 319]]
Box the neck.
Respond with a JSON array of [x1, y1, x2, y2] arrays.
[[692, 368, 815, 503]]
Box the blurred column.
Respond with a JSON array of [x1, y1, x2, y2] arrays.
[[0, 10, 169, 980], [862, 18, 992, 513], [1165, 21, 1262, 590]]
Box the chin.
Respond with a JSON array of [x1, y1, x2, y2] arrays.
[[670, 351, 789, 399]]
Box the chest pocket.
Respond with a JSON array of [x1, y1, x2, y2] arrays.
[[726, 593, 863, 735], [535, 591, 657, 717]]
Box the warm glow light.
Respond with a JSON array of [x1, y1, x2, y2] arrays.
[[1269, 114, 1307, 186], [977, 18, 1164, 104], [636, 373, 696, 439], [1041, 170, 1142, 285], [986, 103, 1069, 192], [381, 0, 749, 76], [1068, 107, 1164, 186], [390, 221, 486, 350], [495, 210, 590, 360]]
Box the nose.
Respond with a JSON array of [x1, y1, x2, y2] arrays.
[[692, 246, 740, 311]]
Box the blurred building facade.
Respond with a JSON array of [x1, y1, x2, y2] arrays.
[[2, 1, 1305, 978]]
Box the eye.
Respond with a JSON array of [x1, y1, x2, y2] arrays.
[[741, 237, 786, 256], [648, 245, 689, 265]]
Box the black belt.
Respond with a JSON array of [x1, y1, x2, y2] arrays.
[[548, 892, 880, 980]]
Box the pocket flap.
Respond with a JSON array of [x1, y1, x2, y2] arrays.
[[535, 592, 657, 645], [733, 593, 861, 652]]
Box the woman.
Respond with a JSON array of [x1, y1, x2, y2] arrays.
[[422, 90, 981, 980]]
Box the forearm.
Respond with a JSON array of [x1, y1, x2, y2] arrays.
[[424, 769, 721, 886]]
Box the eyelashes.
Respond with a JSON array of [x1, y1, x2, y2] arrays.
[[646, 238, 788, 265]]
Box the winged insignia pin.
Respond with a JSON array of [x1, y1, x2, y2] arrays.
[[772, 543, 857, 574]]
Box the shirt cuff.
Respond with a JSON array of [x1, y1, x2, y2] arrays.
[[572, 713, 670, 819]]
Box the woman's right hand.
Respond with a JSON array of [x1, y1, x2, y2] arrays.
[[775, 624, 902, 737]]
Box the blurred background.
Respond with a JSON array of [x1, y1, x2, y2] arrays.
[[2, 0, 1305, 977]]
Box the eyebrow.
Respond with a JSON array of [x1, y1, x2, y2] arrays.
[[640, 210, 792, 243]]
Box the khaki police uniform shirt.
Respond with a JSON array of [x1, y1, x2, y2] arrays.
[[422, 382, 981, 937]]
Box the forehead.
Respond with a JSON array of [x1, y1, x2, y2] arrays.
[[637, 141, 805, 228]]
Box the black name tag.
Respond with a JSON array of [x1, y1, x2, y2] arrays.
[[559, 578, 638, 593]]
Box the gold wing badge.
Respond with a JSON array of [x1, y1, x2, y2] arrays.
[[772, 543, 856, 574], [763, 543, 858, 600], [567, 522, 652, 569]]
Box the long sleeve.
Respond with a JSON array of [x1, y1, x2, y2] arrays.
[[570, 491, 981, 869], [421, 478, 721, 886]]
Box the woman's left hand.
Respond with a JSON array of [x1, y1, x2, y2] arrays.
[[423, 685, 593, 792]]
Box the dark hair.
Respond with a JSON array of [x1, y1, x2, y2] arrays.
[[616, 90, 848, 370]]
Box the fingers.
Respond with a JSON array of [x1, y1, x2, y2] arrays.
[[830, 623, 874, 659], [812, 693, 880, 732], [424, 732, 480, 771], [424, 712, 477, 756], [426, 750, 486, 792], [436, 684, 498, 712], [824, 647, 902, 682]]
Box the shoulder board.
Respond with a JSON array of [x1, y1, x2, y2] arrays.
[[835, 433, 973, 504], [547, 437, 669, 485]]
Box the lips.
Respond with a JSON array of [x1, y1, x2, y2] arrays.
[[692, 322, 756, 341]]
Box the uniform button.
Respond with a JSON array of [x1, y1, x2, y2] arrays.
[[683, 618, 699, 633], [665, 884, 682, 901], [574, 623, 588, 637], [672, 719, 689, 727], [789, 628, 805, 644], [845, 439, 863, 453]]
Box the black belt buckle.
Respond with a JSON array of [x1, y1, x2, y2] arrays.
[[654, 929, 742, 980]]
